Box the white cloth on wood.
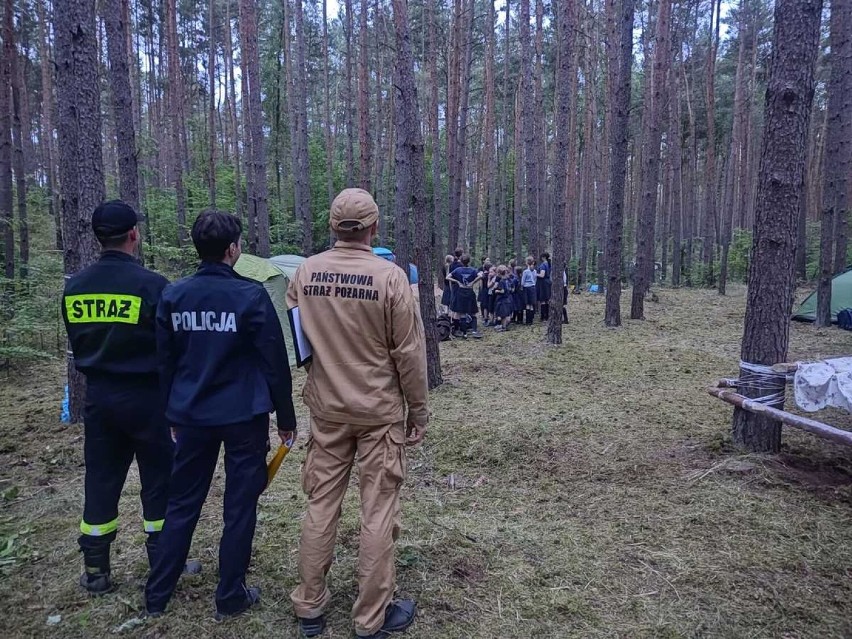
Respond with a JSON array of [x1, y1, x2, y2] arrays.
[[794, 357, 852, 413]]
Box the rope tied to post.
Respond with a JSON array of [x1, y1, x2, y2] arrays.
[[732, 360, 793, 409]]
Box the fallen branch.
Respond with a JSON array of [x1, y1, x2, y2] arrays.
[[708, 382, 852, 448]]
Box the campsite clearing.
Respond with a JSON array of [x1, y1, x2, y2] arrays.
[[1, 285, 851, 638]]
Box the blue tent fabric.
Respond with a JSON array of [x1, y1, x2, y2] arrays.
[[372, 247, 418, 284]]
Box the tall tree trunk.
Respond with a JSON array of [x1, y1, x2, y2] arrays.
[[103, 0, 141, 231], [500, 0, 511, 263], [427, 0, 442, 262], [293, 0, 313, 255], [671, 59, 684, 287], [37, 0, 62, 251], [719, 0, 749, 294], [817, 0, 852, 325], [391, 0, 442, 389], [630, 0, 670, 320], [345, 0, 355, 184], [323, 0, 335, 243], [238, 0, 271, 256], [7, 1, 27, 277], [604, 0, 634, 327], [224, 1, 243, 221], [702, 0, 721, 286], [733, 0, 823, 452], [481, 0, 497, 263], [207, 0, 216, 207], [165, 0, 187, 246], [0, 0, 12, 279], [519, 0, 535, 258], [453, 0, 473, 252], [831, 0, 851, 276], [529, 0, 544, 259], [513, 86, 523, 260], [358, 0, 372, 191], [55, 0, 105, 422], [547, 0, 574, 344]]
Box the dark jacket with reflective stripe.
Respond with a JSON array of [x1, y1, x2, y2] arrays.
[[62, 251, 169, 379], [156, 261, 297, 430]]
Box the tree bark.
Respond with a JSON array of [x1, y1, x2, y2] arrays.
[[547, 0, 574, 344], [0, 0, 12, 279], [7, 0, 27, 277], [604, 0, 634, 327], [55, 0, 105, 422], [702, 0, 721, 286], [207, 0, 216, 207], [671, 59, 684, 288], [345, 0, 355, 184], [733, 0, 823, 452], [358, 0, 372, 191], [391, 0, 442, 389], [630, 0, 670, 320], [481, 0, 497, 262], [831, 0, 851, 276], [293, 0, 313, 255], [103, 0, 140, 222], [37, 0, 62, 251], [165, 0, 187, 246], [223, 1, 243, 222], [817, 0, 852, 326], [238, 0, 271, 256], [323, 0, 335, 245]]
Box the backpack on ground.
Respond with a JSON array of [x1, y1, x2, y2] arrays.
[[838, 308, 852, 330]]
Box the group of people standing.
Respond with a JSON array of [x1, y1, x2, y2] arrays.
[[441, 249, 566, 338], [62, 189, 427, 639]]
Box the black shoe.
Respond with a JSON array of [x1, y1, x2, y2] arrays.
[[215, 586, 261, 622], [360, 600, 417, 638], [79, 571, 115, 596], [299, 615, 326, 637]]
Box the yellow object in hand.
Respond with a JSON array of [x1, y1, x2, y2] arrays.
[[266, 438, 293, 490]]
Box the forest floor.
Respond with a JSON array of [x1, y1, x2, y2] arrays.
[[2, 285, 852, 639]]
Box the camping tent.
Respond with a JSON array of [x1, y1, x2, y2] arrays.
[[372, 246, 418, 284], [234, 253, 306, 367], [793, 269, 852, 322]]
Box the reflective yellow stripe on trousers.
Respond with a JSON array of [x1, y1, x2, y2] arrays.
[[143, 519, 164, 533], [79, 518, 119, 536]]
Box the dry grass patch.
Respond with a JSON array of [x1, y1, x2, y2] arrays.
[[1, 285, 852, 638]]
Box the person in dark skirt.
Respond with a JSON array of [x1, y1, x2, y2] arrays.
[[440, 255, 454, 313], [512, 266, 525, 324], [448, 255, 483, 338], [521, 257, 537, 324], [493, 266, 514, 332], [478, 262, 493, 323], [487, 267, 498, 321], [536, 252, 552, 321]]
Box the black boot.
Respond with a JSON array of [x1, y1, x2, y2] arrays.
[[540, 303, 549, 321], [79, 543, 114, 596], [525, 309, 534, 325], [360, 600, 417, 638], [562, 306, 568, 324]]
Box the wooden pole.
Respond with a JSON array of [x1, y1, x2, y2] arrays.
[[708, 382, 852, 447]]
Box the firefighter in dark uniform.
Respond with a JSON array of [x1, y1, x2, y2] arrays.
[[145, 209, 297, 620], [61, 200, 175, 595]]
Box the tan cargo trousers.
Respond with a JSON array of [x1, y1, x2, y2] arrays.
[[291, 416, 407, 636]]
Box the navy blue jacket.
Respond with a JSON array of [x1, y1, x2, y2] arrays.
[[62, 251, 168, 380], [156, 261, 297, 430]]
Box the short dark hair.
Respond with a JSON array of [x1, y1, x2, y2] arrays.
[[97, 231, 130, 249], [454, 248, 463, 258], [191, 209, 242, 261], [541, 252, 551, 261], [461, 254, 471, 265]]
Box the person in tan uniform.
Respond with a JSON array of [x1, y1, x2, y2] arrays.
[[287, 188, 428, 639]]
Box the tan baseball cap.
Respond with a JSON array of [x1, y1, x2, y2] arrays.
[[330, 188, 379, 232]]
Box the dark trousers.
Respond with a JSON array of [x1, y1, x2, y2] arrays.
[[80, 377, 172, 552], [145, 415, 269, 614]]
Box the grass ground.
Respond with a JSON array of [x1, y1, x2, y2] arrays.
[[1, 285, 851, 639]]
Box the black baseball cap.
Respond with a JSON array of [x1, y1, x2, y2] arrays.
[[91, 200, 141, 237]]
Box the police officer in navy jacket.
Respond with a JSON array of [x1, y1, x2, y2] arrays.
[[62, 200, 174, 595], [145, 209, 297, 619]]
